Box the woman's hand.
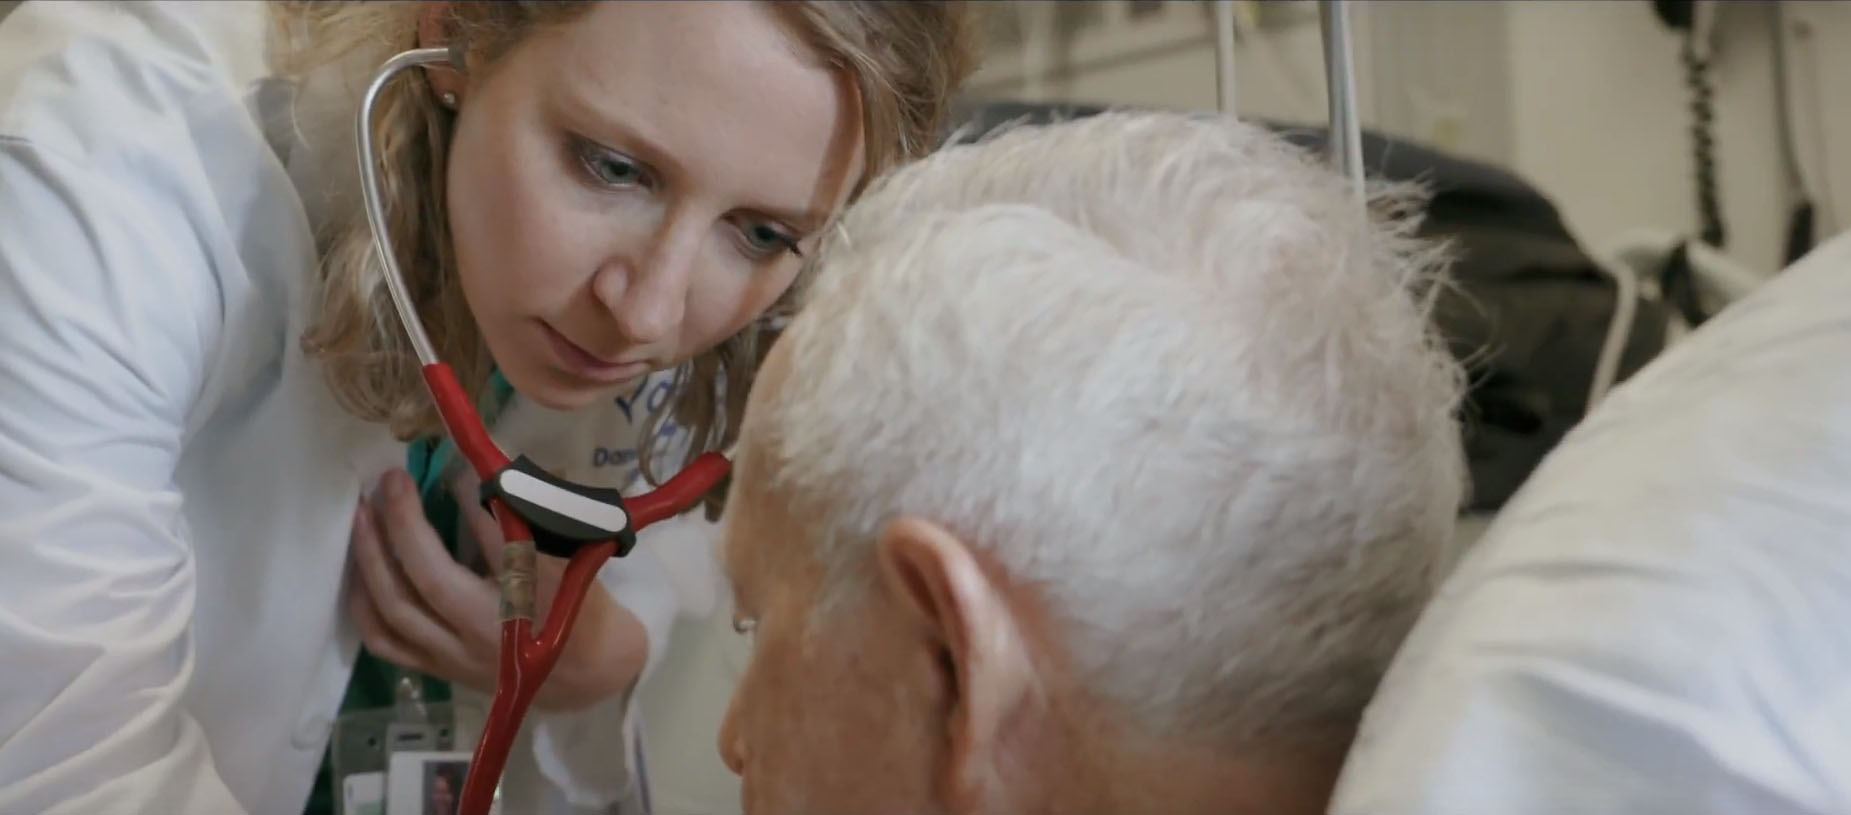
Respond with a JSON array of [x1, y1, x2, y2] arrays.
[[346, 468, 649, 711]]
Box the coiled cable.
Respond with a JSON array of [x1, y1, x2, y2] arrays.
[[1680, 28, 1726, 249]]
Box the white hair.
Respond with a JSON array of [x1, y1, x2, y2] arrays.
[[743, 110, 1468, 746]]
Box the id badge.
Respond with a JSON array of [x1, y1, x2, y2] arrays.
[[330, 696, 490, 815], [342, 772, 384, 815], [386, 749, 497, 815]]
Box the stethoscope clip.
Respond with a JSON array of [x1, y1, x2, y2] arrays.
[[478, 457, 639, 558]]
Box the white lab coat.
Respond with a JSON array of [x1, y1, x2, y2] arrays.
[[1332, 230, 1851, 814], [0, 2, 721, 813]]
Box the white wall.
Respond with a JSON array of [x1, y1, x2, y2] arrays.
[[968, 0, 1851, 278], [964, 2, 1375, 145], [1505, 0, 1850, 276]]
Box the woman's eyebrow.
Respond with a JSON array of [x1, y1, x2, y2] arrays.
[[557, 86, 686, 179]]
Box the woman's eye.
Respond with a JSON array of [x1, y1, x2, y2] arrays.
[[738, 221, 801, 260], [589, 155, 641, 186], [575, 141, 647, 188]]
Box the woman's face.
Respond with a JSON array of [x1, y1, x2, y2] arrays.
[[428, 773, 455, 815], [441, 2, 863, 409]]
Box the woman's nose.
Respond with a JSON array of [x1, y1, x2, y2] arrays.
[[595, 219, 701, 345]]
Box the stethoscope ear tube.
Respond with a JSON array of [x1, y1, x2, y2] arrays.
[[356, 46, 455, 370]]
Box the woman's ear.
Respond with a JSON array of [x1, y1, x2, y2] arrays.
[[875, 517, 1036, 811], [415, 2, 465, 105]]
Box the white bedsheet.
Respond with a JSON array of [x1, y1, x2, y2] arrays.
[[1333, 230, 1851, 815]]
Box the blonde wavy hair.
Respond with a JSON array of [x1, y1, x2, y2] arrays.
[[266, 1, 977, 507]]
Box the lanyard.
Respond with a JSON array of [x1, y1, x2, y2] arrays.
[[407, 369, 515, 507]]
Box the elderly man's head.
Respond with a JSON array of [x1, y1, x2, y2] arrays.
[[716, 111, 1467, 815]]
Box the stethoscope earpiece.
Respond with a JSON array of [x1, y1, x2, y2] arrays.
[[447, 39, 469, 75]]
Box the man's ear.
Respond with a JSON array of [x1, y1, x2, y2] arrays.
[[875, 517, 1035, 808], [415, 2, 465, 104]]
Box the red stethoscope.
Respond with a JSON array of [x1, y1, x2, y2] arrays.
[[356, 45, 731, 815]]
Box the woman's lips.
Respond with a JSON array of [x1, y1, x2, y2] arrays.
[[539, 322, 650, 384]]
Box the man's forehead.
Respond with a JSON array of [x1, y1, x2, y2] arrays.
[[719, 454, 817, 599], [719, 490, 752, 589], [719, 451, 771, 590], [725, 349, 779, 583]]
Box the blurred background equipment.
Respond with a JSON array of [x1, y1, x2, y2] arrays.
[[946, 101, 1670, 513], [954, 0, 1851, 520]]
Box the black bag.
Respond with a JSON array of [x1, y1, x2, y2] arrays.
[[943, 102, 1671, 511]]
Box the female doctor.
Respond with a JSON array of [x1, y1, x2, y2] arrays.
[[0, 2, 973, 814]]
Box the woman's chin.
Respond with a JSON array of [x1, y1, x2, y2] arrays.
[[505, 365, 648, 412]]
